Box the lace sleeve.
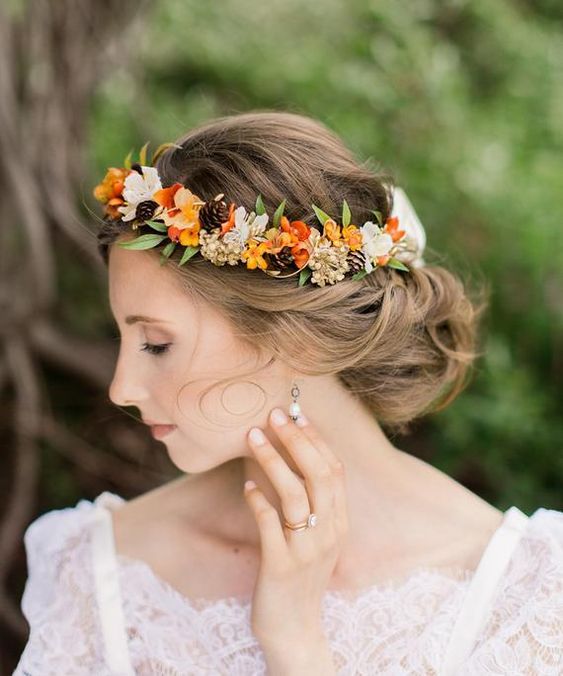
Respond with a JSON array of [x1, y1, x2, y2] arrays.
[[461, 508, 563, 675], [13, 503, 115, 676]]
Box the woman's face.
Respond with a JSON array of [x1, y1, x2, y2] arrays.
[[107, 243, 290, 473]]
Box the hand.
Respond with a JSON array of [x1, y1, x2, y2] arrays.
[[243, 406, 349, 671]]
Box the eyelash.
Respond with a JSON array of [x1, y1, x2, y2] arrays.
[[140, 342, 171, 356]]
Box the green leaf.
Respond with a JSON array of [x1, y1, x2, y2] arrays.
[[351, 269, 369, 281], [139, 141, 150, 167], [298, 267, 312, 286], [272, 199, 286, 228], [161, 241, 177, 257], [387, 257, 410, 272], [370, 209, 383, 226], [179, 246, 200, 266], [123, 149, 133, 170], [312, 204, 332, 226], [117, 234, 167, 250], [342, 199, 351, 227], [255, 194, 266, 215], [146, 220, 168, 232]]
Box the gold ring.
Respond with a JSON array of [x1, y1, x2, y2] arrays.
[[283, 513, 318, 531]]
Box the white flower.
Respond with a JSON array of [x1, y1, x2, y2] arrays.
[[390, 186, 427, 267], [222, 206, 269, 247], [117, 166, 162, 222], [360, 220, 394, 272]]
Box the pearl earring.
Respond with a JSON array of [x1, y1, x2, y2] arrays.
[[289, 382, 301, 422]]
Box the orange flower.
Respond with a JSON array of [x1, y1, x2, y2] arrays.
[[179, 225, 200, 247], [280, 216, 311, 242], [220, 203, 236, 235], [167, 225, 181, 242], [266, 229, 295, 254], [154, 182, 183, 216], [160, 186, 204, 230], [291, 240, 310, 268], [93, 167, 128, 203], [383, 216, 405, 243], [342, 224, 363, 251], [93, 167, 130, 219], [323, 218, 343, 245], [241, 240, 272, 270], [376, 254, 391, 266], [106, 198, 126, 220]]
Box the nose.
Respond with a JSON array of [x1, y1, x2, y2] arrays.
[[108, 350, 150, 407]]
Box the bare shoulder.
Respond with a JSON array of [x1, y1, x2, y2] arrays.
[[111, 474, 200, 559], [395, 450, 506, 571], [110, 471, 258, 600]]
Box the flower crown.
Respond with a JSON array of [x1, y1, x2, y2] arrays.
[[93, 142, 425, 287]]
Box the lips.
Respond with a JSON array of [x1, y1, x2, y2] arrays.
[[142, 418, 176, 439], [148, 423, 177, 439]]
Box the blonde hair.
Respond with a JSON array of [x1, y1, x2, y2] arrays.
[[98, 110, 487, 435]]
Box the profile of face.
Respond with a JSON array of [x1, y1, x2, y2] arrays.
[[108, 243, 292, 474]]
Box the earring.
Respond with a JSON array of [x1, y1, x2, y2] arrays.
[[289, 381, 301, 422]]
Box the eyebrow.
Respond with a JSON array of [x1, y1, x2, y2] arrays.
[[125, 315, 174, 325]]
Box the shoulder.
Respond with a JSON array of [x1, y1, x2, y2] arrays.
[[24, 493, 106, 553], [111, 476, 203, 564], [500, 506, 563, 596], [514, 507, 563, 579], [464, 507, 563, 671], [23, 492, 123, 565], [20, 492, 124, 621], [525, 506, 563, 549]]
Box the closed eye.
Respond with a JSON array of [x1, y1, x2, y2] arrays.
[[140, 342, 171, 356]]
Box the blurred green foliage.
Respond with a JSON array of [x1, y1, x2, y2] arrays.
[[86, 0, 562, 512]]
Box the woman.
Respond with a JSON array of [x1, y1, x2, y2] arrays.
[[15, 111, 563, 674]]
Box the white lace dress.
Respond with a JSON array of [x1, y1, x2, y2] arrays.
[[13, 491, 563, 675]]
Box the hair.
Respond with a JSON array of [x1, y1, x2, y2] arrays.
[[97, 109, 488, 436]]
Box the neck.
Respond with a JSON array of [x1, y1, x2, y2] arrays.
[[204, 378, 423, 564], [182, 375, 501, 588]]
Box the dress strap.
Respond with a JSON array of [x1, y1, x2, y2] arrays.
[[90, 495, 135, 675], [440, 506, 530, 676]]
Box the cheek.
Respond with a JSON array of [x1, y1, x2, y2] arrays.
[[174, 378, 274, 432]]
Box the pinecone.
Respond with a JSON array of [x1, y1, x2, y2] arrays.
[[345, 249, 366, 276], [135, 200, 159, 222], [264, 247, 294, 271], [199, 193, 231, 232]]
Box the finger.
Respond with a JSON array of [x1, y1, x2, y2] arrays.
[[248, 426, 312, 525], [268, 408, 334, 519], [243, 480, 289, 564], [295, 412, 349, 535]]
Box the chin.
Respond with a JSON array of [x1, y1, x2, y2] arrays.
[[162, 438, 220, 474], [165, 436, 249, 475]]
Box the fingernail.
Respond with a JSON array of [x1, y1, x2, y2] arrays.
[[271, 408, 287, 426], [295, 413, 308, 427], [249, 427, 266, 444], [244, 480, 257, 491]]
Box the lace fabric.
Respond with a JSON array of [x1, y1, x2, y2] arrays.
[[13, 492, 563, 675]]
